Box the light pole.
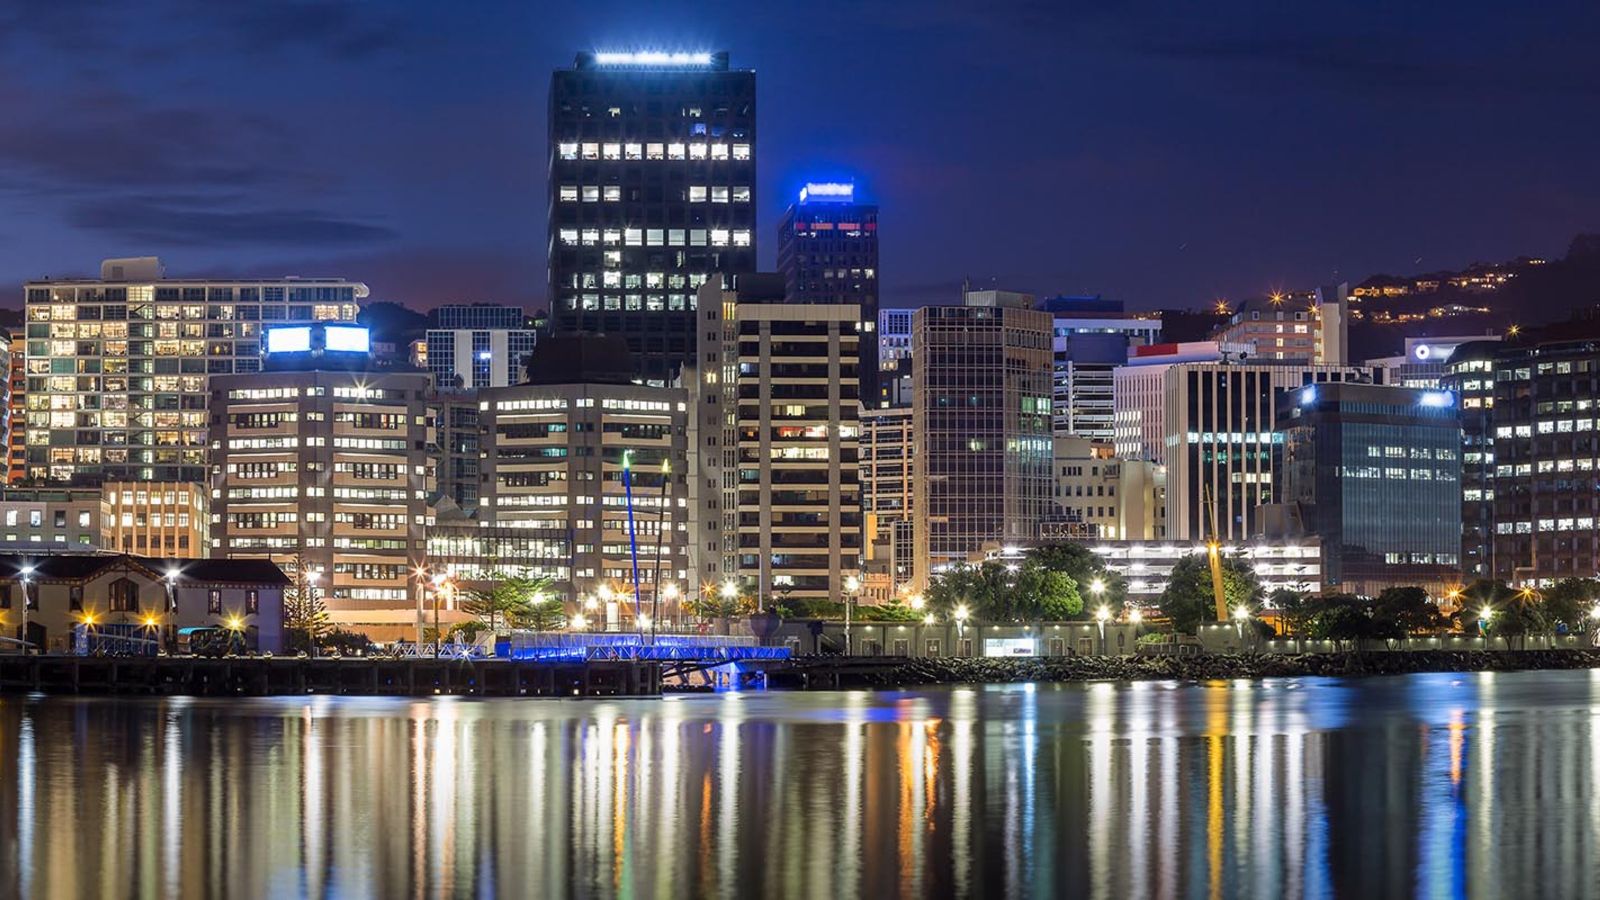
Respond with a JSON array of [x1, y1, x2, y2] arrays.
[[719, 579, 739, 635], [1095, 605, 1111, 656], [843, 574, 861, 656], [19, 565, 33, 654], [954, 603, 970, 656], [304, 570, 321, 658], [164, 567, 181, 655], [660, 582, 679, 633], [430, 571, 449, 658], [1232, 605, 1251, 653]]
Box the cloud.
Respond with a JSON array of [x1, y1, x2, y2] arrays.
[[67, 197, 396, 247]]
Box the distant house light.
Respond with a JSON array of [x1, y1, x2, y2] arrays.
[[799, 182, 855, 203]]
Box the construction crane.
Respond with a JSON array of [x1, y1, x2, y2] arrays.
[[1202, 485, 1229, 621]]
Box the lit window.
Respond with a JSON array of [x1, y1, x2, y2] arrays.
[[733, 230, 751, 247], [689, 186, 707, 202], [624, 143, 642, 160], [603, 185, 621, 202], [711, 143, 729, 160], [582, 186, 599, 202], [710, 229, 730, 246], [559, 185, 578, 202], [668, 143, 686, 160], [732, 186, 751, 203], [559, 228, 579, 245], [732, 144, 751, 160], [711, 186, 729, 203], [558, 143, 578, 160], [602, 143, 621, 160], [646, 143, 664, 160], [581, 143, 599, 160], [690, 143, 708, 160]]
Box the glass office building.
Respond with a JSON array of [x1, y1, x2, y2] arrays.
[[1278, 382, 1462, 595], [548, 50, 757, 385]]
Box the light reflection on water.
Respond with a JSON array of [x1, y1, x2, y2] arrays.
[[1, 670, 1599, 898]]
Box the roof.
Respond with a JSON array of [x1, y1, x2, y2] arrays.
[[137, 558, 291, 586], [0, 554, 289, 585]]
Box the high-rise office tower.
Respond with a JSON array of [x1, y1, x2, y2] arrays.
[[548, 50, 757, 385], [24, 257, 364, 484], [860, 405, 915, 590], [912, 290, 1055, 583], [776, 181, 879, 403], [877, 308, 915, 406], [425, 305, 537, 389], [1112, 342, 1369, 541], [1039, 296, 1161, 441], [1440, 340, 1500, 580], [1277, 382, 1462, 595]]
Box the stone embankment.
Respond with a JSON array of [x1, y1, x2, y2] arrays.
[[838, 649, 1600, 688]]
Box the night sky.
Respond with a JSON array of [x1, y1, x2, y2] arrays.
[[3, 1, 1597, 313]]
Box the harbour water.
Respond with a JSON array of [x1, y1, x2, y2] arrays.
[[2, 670, 1598, 898]]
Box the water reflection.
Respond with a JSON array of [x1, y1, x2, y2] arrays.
[[2, 671, 1599, 898]]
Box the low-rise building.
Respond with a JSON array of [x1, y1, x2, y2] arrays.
[[0, 554, 286, 654], [1048, 436, 1167, 542], [0, 482, 208, 556]]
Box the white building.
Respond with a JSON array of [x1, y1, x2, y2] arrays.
[[1366, 334, 1503, 389], [1113, 342, 1370, 541]]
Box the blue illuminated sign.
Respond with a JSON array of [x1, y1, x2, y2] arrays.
[[593, 51, 713, 66], [799, 182, 855, 203]]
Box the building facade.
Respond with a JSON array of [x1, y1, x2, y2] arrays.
[[1039, 296, 1161, 441], [1048, 436, 1167, 543], [688, 287, 862, 602], [1480, 339, 1600, 586], [0, 555, 287, 655], [1113, 343, 1370, 541], [429, 390, 483, 512], [7, 333, 23, 484], [209, 332, 430, 635], [860, 405, 915, 591], [1440, 341, 1500, 580], [478, 346, 690, 623], [776, 182, 880, 403], [912, 291, 1055, 583], [424, 305, 537, 390], [23, 257, 364, 484], [548, 51, 757, 384], [1277, 382, 1463, 595]]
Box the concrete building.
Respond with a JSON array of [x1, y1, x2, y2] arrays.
[[479, 334, 690, 625], [0, 482, 208, 557], [1048, 436, 1166, 542], [1210, 284, 1349, 365], [1113, 342, 1370, 541], [0, 554, 286, 655], [1477, 338, 1600, 586], [1366, 334, 1503, 390], [548, 50, 757, 385], [689, 282, 862, 602], [1440, 340, 1500, 580], [23, 257, 365, 484], [7, 333, 23, 484], [424, 520, 571, 586], [1277, 382, 1463, 596], [860, 405, 915, 592], [429, 389, 483, 512], [877, 308, 914, 407], [987, 540, 1323, 608], [776, 181, 880, 403], [1038, 296, 1160, 441], [912, 290, 1054, 584], [424, 305, 536, 390], [209, 323, 431, 637]]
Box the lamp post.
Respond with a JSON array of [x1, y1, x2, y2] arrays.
[[164, 567, 181, 655], [660, 582, 679, 633], [1589, 604, 1600, 647], [19, 565, 34, 654], [1232, 605, 1251, 653], [843, 574, 861, 657], [1094, 605, 1111, 656], [430, 571, 449, 659], [719, 579, 738, 635], [954, 603, 970, 657]]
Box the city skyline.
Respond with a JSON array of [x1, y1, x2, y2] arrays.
[[3, 2, 1598, 316]]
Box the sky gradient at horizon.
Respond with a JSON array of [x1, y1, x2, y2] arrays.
[[2, 0, 1597, 312]]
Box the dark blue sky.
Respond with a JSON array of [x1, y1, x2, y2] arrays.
[[3, 1, 1597, 312]]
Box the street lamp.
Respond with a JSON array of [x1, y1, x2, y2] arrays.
[[430, 571, 451, 659], [660, 582, 680, 631], [18, 565, 34, 654], [1095, 605, 1111, 656], [908, 593, 925, 611], [570, 613, 588, 631], [843, 574, 861, 657], [1129, 608, 1143, 625]]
